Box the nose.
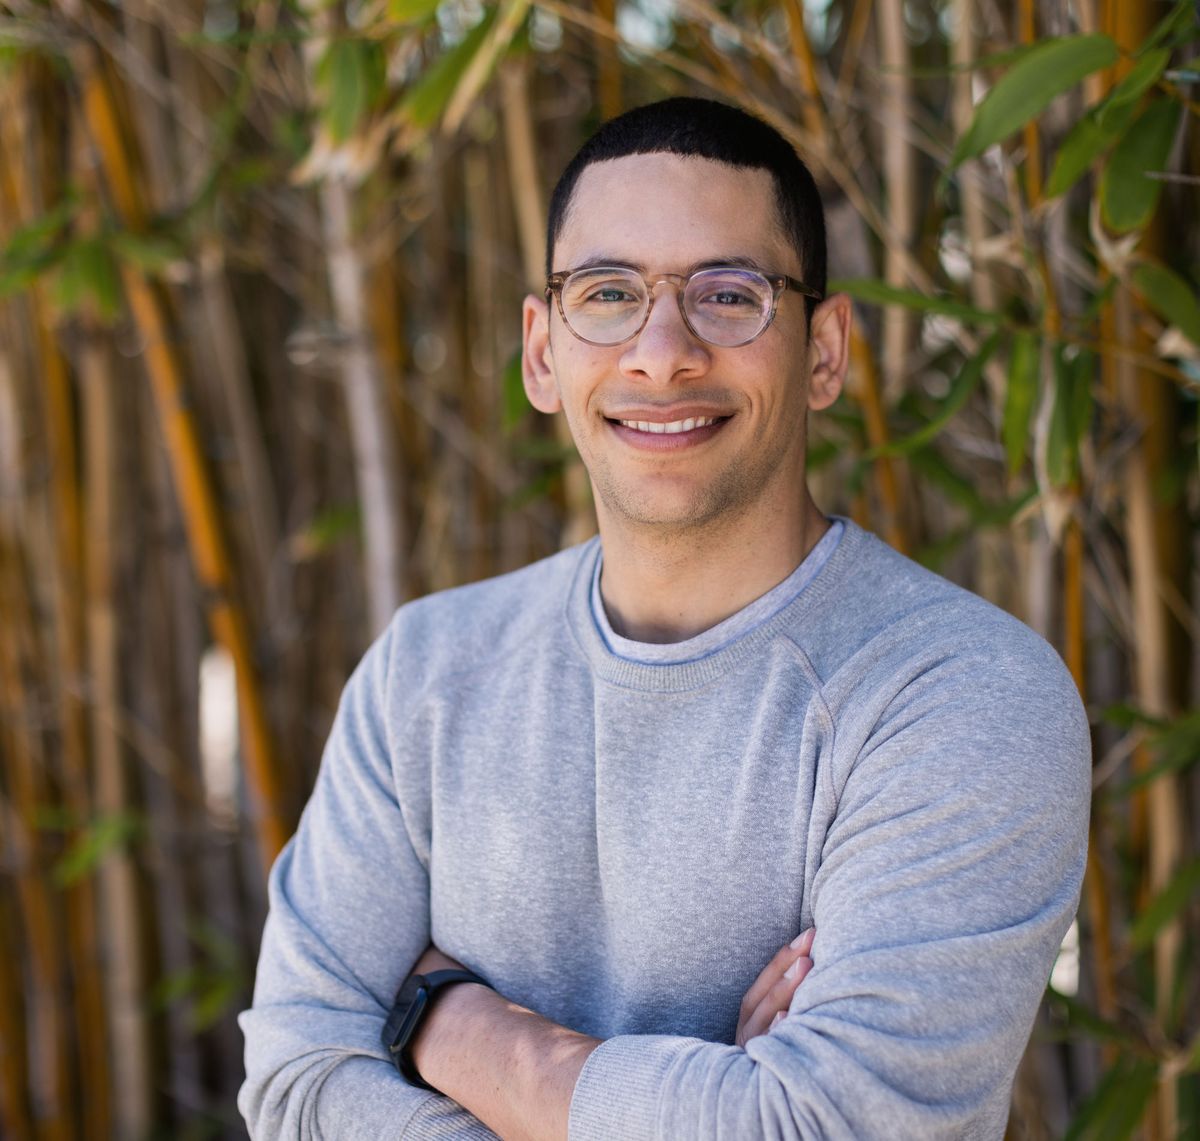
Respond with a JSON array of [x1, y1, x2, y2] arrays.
[[618, 279, 711, 385]]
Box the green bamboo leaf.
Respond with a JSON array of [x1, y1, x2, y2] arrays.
[[906, 448, 986, 514], [51, 238, 122, 321], [388, 0, 443, 23], [108, 231, 181, 274], [949, 35, 1119, 171], [830, 278, 1004, 325], [1101, 49, 1170, 119], [1045, 987, 1138, 1048], [52, 811, 144, 886], [0, 200, 74, 294], [1142, 0, 1197, 54], [320, 39, 386, 141], [1100, 99, 1183, 233], [397, 9, 497, 130], [1063, 1055, 1158, 1141], [288, 505, 361, 561], [1130, 856, 1200, 952], [502, 350, 528, 430], [1100, 706, 1200, 801], [1184, 1030, 1200, 1074], [1046, 348, 1092, 487], [1003, 331, 1038, 475], [1132, 262, 1200, 346], [867, 334, 999, 459], [1045, 99, 1137, 199]]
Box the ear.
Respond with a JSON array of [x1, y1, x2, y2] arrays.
[[806, 292, 852, 412], [522, 295, 561, 414]]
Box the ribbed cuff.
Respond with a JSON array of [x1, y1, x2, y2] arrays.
[[567, 1034, 699, 1141], [313, 1056, 499, 1139]]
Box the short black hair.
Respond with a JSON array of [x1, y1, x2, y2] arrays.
[[545, 97, 826, 322]]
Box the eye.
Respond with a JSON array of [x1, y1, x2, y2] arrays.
[[689, 270, 769, 312], [589, 285, 638, 303], [703, 288, 756, 307]]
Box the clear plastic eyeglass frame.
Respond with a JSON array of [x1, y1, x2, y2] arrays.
[[544, 265, 824, 349]]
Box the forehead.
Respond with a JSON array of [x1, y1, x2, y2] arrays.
[[556, 153, 793, 272]]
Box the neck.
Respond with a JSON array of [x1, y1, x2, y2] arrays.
[[596, 495, 830, 643]]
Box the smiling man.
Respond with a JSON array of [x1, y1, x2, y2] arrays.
[[239, 99, 1090, 1140]]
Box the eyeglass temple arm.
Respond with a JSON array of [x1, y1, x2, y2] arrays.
[[780, 274, 824, 301]]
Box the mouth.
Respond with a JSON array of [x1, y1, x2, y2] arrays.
[[604, 412, 731, 450], [613, 415, 721, 435]]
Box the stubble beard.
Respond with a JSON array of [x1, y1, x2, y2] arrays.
[[583, 423, 805, 540]]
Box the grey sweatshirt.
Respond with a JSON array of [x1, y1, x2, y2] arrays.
[[239, 520, 1091, 1140]]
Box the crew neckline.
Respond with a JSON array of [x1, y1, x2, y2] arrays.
[[567, 517, 867, 692], [590, 520, 844, 666]]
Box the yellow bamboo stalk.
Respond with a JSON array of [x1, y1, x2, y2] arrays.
[[592, 0, 622, 119], [0, 539, 71, 1141], [3, 61, 113, 1140], [849, 329, 907, 554], [66, 27, 290, 874], [780, 0, 907, 554], [1100, 7, 1186, 1132], [781, 0, 825, 139], [875, 0, 917, 401], [0, 878, 34, 1140], [836, 0, 875, 111]]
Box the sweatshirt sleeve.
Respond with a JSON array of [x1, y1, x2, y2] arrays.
[[567, 623, 1091, 1140], [237, 621, 499, 1140]]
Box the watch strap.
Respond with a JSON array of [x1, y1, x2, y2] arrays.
[[382, 967, 492, 1090]]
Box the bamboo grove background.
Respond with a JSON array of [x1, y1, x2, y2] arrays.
[[0, 0, 1197, 1137]]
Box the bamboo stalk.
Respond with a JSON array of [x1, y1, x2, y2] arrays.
[[4, 58, 113, 1140], [0, 537, 71, 1141], [848, 328, 907, 553], [65, 22, 291, 874], [777, 1, 906, 553], [319, 174, 407, 628], [80, 302, 153, 1137], [499, 53, 594, 547], [951, 0, 998, 316], [0, 875, 34, 1140], [592, 0, 621, 119], [1100, 4, 1187, 1130], [781, 0, 825, 140], [874, 0, 916, 401]]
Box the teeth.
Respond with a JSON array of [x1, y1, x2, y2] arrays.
[[618, 416, 717, 434]]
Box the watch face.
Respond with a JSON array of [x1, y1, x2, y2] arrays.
[[384, 974, 429, 1055]]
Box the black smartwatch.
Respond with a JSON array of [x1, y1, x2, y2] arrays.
[[381, 968, 492, 1090]]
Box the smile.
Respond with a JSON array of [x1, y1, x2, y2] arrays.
[[615, 416, 720, 434]]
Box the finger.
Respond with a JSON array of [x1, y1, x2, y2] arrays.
[[738, 928, 814, 1020], [737, 956, 812, 1045]]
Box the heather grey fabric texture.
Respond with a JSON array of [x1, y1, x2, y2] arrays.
[[238, 520, 1090, 1140]]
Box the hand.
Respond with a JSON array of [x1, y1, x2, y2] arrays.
[[734, 928, 814, 1048]]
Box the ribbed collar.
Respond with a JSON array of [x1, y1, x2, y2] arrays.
[[565, 518, 870, 693]]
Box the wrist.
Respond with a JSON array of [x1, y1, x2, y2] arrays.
[[411, 981, 501, 1093]]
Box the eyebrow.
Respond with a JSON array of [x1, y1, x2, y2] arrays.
[[561, 254, 776, 275]]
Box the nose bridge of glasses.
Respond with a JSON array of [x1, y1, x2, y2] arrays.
[[642, 273, 691, 327]]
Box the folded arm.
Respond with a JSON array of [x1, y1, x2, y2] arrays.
[[408, 933, 816, 1141], [406, 638, 1091, 1141]]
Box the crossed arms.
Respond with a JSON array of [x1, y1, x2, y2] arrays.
[[239, 596, 1092, 1140], [406, 931, 816, 1141]]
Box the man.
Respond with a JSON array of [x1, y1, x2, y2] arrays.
[[239, 98, 1090, 1139]]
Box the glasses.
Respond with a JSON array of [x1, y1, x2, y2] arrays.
[[545, 264, 822, 348]]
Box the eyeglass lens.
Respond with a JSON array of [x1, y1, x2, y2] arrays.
[[559, 268, 774, 347]]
